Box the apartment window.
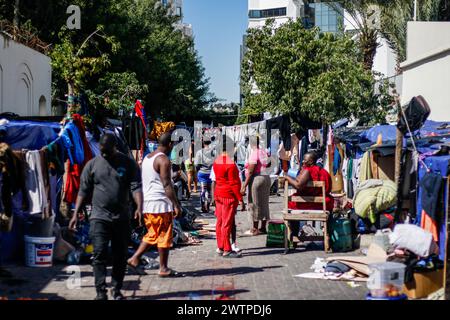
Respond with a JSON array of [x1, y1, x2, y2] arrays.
[[249, 7, 287, 19], [162, 0, 168, 7], [176, 6, 182, 16]]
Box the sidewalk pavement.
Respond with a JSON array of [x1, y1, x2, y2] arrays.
[[0, 194, 367, 300]]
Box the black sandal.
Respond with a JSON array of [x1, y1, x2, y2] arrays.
[[127, 264, 147, 276]]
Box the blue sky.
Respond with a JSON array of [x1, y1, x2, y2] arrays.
[[184, 0, 248, 104]]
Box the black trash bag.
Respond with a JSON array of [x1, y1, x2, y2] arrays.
[[397, 95, 430, 134]]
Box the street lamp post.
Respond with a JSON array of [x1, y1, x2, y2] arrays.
[[413, 0, 418, 21]]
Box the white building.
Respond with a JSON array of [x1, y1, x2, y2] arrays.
[[401, 21, 450, 121], [0, 32, 52, 116], [248, 0, 303, 29]]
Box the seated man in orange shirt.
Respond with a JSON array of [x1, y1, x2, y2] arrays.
[[283, 151, 333, 240]]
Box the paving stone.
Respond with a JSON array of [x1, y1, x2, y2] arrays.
[[0, 193, 367, 300]]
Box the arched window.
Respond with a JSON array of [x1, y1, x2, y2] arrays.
[[16, 63, 33, 116]]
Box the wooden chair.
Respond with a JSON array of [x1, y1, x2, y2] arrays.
[[282, 180, 331, 254]]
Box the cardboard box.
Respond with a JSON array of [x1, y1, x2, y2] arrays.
[[403, 269, 444, 299]]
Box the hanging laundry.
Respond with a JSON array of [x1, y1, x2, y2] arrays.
[[46, 139, 65, 175], [61, 121, 85, 165], [359, 151, 373, 183], [298, 135, 308, 166], [149, 121, 175, 141], [122, 115, 146, 150], [266, 115, 291, 151], [333, 145, 342, 175], [134, 100, 148, 130], [85, 131, 100, 157], [72, 114, 93, 165], [0, 143, 28, 219], [25, 150, 48, 215], [64, 162, 82, 205], [39, 149, 52, 218]]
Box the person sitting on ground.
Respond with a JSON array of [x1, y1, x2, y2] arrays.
[[283, 151, 333, 240], [212, 135, 245, 258], [127, 132, 183, 278]]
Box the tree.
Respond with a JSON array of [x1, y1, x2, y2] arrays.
[[330, 0, 381, 71], [105, 0, 215, 122], [3, 0, 215, 122], [85, 72, 148, 114], [241, 19, 393, 125], [50, 26, 119, 99]]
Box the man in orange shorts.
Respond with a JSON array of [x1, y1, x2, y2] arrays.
[[127, 132, 183, 277]]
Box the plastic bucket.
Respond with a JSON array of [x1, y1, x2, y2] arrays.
[[24, 236, 55, 267]]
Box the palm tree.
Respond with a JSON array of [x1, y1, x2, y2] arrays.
[[377, 0, 449, 70], [328, 0, 381, 71]]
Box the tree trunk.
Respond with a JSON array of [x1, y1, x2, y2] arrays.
[[13, 0, 20, 40], [68, 82, 75, 96]]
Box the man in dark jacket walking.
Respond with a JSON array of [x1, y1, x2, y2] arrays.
[[69, 133, 143, 300]]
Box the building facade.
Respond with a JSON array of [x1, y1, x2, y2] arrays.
[[248, 0, 303, 29], [401, 21, 450, 121], [0, 33, 52, 116]]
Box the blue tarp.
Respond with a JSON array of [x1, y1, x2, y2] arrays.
[[0, 120, 61, 150], [0, 120, 61, 263], [358, 120, 450, 144]]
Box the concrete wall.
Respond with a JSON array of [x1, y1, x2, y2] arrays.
[[373, 36, 397, 78], [0, 33, 52, 116], [401, 22, 450, 121]]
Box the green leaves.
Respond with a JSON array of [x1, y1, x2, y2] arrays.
[[50, 25, 118, 96], [241, 19, 393, 125], [6, 0, 213, 122]]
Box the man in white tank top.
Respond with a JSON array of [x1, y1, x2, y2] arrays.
[[127, 132, 183, 277]]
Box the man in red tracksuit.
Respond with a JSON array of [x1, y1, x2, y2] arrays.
[[212, 136, 245, 258]]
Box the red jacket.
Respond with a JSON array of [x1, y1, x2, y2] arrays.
[[213, 155, 243, 202]]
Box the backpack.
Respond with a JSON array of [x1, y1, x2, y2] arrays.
[[397, 95, 430, 134]]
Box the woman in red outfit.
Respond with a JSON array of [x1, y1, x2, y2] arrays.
[[213, 136, 246, 258], [284, 151, 333, 239]]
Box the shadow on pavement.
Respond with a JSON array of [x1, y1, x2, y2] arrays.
[[183, 265, 283, 277]]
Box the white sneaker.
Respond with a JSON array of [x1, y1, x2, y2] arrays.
[[216, 248, 223, 255], [232, 243, 241, 253]]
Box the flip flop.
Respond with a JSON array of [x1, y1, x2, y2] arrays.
[[158, 269, 185, 278], [242, 229, 261, 237], [127, 263, 147, 276]]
